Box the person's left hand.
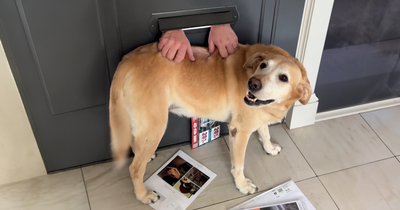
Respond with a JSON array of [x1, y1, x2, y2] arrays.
[[158, 29, 195, 63], [208, 24, 239, 58]]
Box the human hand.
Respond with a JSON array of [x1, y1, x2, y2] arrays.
[[208, 24, 239, 58], [158, 29, 195, 63]]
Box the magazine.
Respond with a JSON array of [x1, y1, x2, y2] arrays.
[[144, 150, 217, 210], [191, 118, 221, 149], [229, 180, 315, 210], [245, 200, 305, 210]]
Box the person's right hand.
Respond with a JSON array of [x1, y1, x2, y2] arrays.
[[158, 30, 195, 63]]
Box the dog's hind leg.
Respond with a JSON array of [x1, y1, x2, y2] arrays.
[[257, 124, 282, 155], [109, 95, 133, 169], [129, 108, 169, 204]]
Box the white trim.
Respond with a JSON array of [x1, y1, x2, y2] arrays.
[[286, 94, 319, 129], [295, 0, 315, 64], [296, 0, 334, 90], [316, 98, 400, 122], [285, 0, 334, 129]]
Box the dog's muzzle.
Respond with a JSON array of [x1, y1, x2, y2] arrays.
[[244, 91, 275, 107]]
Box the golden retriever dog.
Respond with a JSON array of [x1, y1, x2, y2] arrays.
[[109, 42, 311, 204]]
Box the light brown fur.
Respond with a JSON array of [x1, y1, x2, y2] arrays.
[[109, 42, 311, 204]]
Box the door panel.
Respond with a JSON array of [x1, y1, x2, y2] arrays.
[[1, 0, 111, 171], [20, 0, 109, 115]]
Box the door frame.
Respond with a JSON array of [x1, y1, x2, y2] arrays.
[[285, 0, 335, 129]]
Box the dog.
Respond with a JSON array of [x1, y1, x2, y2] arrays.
[[109, 42, 311, 204]]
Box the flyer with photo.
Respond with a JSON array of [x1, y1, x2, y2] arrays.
[[144, 150, 217, 210]]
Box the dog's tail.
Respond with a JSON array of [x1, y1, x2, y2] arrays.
[[109, 78, 132, 169]]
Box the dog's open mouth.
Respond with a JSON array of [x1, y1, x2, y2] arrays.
[[244, 91, 275, 106]]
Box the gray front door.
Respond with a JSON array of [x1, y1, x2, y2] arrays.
[[0, 0, 304, 172]]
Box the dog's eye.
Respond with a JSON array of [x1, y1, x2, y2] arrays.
[[260, 62, 267, 69], [279, 74, 288, 82]]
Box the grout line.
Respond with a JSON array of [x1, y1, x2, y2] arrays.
[[80, 167, 92, 210], [317, 156, 395, 177], [281, 124, 318, 178], [316, 177, 341, 210], [359, 113, 396, 157], [294, 176, 318, 183], [222, 135, 230, 150], [295, 176, 341, 209]]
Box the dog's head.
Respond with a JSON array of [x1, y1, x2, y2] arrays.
[[243, 47, 311, 108]]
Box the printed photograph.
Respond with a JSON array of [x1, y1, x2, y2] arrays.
[[252, 201, 301, 210], [184, 167, 210, 187], [157, 156, 193, 186], [172, 177, 200, 198]]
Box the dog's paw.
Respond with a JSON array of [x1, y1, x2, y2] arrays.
[[236, 178, 258, 195], [264, 143, 282, 156], [148, 153, 157, 163], [136, 190, 160, 204]]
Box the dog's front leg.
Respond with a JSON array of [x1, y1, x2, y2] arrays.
[[257, 124, 282, 155], [228, 127, 258, 194]]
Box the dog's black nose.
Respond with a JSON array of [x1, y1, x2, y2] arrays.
[[248, 77, 262, 91]]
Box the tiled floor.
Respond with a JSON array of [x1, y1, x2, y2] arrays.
[[1, 105, 400, 210]]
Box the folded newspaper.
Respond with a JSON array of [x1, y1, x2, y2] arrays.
[[229, 180, 316, 210], [144, 150, 216, 210]]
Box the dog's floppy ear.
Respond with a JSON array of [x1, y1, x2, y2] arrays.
[[293, 59, 312, 105], [296, 80, 312, 105], [243, 52, 268, 69]]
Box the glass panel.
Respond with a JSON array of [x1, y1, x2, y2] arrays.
[[315, 0, 400, 112]]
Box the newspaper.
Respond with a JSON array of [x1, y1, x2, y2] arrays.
[[144, 150, 217, 210], [228, 180, 315, 210], [247, 200, 305, 210]]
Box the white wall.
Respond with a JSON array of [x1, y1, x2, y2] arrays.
[[0, 40, 46, 186]]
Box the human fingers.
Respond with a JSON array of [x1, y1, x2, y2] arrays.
[[174, 46, 186, 63], [217, 42, 229, 58], [208, 39, 215, 54], [160, 45, 169, 58], [158, 36, 167, 51], [186, 45, 195, 61], [166, 42, 180, 60], [226, 44, 235, 55]]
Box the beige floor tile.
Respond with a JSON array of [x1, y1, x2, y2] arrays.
[[83, 137, 243, 210], [361, 105, 400, 155], [296, 178, 338, 210], [82, 158, 152, 210], [285, 114, 393, 175], [320, 158, 400, 210], [224, 124, 315, 190], [0, 169, 89, 210]]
